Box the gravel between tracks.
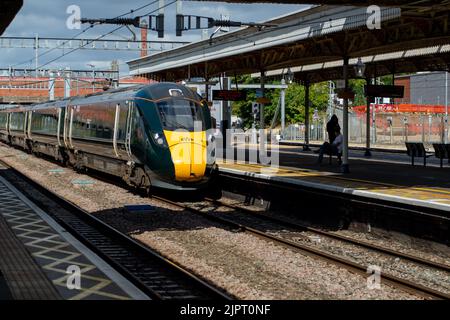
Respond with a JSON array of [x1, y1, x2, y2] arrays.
[[220, 197, 450, 268], [0, 144, 421, 299], [197, 199, 450, 295]]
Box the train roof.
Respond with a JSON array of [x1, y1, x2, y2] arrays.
[[0, 84, 146, 113], [0, 83, 200, 113]]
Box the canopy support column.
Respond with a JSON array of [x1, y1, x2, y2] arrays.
[[260, 70, 265, 152], [365, 77, 372, 157], [303, 80, 311, 151], [342, 57, 350, 173], [280, 79, 286, 138]]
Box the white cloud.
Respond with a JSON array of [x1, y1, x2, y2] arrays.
[[1, 0, 304, 74]]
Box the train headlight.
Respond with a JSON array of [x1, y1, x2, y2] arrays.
[[151, 132, 168, 147]]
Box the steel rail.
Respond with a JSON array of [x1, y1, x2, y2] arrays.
[[0, 159, 232, 300], [210, 198, 450, 273], [153, 196, 450, 300]]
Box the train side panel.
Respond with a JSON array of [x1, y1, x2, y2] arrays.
[[9, 111, 28, 149], [66, 100, 132, 176], [0, 112, 9, 143], [28, 107, 62, 159]]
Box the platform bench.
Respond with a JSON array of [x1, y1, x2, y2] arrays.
[[432, 143, 450, 168], [405, 142, 433, 167]]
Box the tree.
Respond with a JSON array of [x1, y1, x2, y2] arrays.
[[348, 79, 367, 107], [232, 76, 333, 129]]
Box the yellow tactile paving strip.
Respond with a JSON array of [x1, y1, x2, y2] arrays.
[[218, 160, 450, 211], [0, 178, 131, 300]]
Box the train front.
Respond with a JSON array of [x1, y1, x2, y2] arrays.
[[132, 83, 217, 191]]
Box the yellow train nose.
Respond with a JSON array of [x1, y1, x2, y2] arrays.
[[164, 130, 207, 181]]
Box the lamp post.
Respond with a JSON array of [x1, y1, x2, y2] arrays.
[[285, 67, 294, 84], [280, 68, 294, 138], [354, 58, 372, 156], [354, 58, 366, 78], [328, 81, 335, 119]]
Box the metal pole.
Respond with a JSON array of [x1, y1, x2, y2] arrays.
[[64, 69, 71, 98], [260, 70, 265, 151], [49, 71, 55, 101], [365, 77, 371, 157], [390, 120, 393, 144], [260, 70, 265, 130], [342, 57, 350, 173], [328, 80, 333, 118], [280, 79, 286, 138], [428, 114, 432, 143], [303, 80, 311, 151], [372, 79, 376, 145], [35, 34, 39, 73], [221, 76, 229, 149], [446, 71, 448, 143]]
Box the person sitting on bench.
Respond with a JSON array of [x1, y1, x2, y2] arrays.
[[317, 128, 343, 164]]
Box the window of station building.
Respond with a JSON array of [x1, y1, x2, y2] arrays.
[[9, 112, 25, 131], [31, 109, 58, 135], [71, 104, 115, 140]]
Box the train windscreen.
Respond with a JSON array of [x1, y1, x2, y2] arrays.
[[157, 98, 205, 131]]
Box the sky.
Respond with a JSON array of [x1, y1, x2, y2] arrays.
[[2, 0, 307, 75]]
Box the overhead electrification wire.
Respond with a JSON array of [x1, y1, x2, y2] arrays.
[[11, 0, 162, 68], [37, 0, 177, 69]]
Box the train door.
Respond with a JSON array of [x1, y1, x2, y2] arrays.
[[125, 101, 136, 158], [113, 103, 120, 158], [63, 105, 74, 149], [26, 110, 32, 140], [127, 100, 147, 161], [57, 107, 65, 147]]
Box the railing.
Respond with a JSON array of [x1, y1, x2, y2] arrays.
[[280, 112, 450, 148]]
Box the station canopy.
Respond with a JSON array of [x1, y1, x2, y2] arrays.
[[0, 0, 22, 35], [128, 4, 450, 83], [186, 0, 450, 12]]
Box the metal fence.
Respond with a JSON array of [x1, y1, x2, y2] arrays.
[[281, 110, 449, 147]]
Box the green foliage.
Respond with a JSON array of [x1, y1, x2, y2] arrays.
[[349, 79, 367, 107], [232, 77, 331, 129], [231, 76, 371, 128]]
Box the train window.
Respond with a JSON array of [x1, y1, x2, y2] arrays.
[[156, 98, 205, 131], [117, 104, 129, 141], [31, 109, 58, 135], [71, 103, 114, 140], [9, 112, 25, 131], [0, 113, 7, 130]]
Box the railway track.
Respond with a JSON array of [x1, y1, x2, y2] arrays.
[[153, 196, 450, 300], [1, 146, 448, 300], [0, 159, 232, 300], [212, 198, 450, 273]]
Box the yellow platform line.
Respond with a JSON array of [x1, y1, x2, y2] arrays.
[[218, 161, 450, 200]]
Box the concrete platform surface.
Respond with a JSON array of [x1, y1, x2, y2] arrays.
[[0, 176, 148, 300], [218, 146, 450, 213]]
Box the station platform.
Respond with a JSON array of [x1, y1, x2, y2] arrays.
[[218, 146, 450, 214], [0, 175, 148, 300]]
